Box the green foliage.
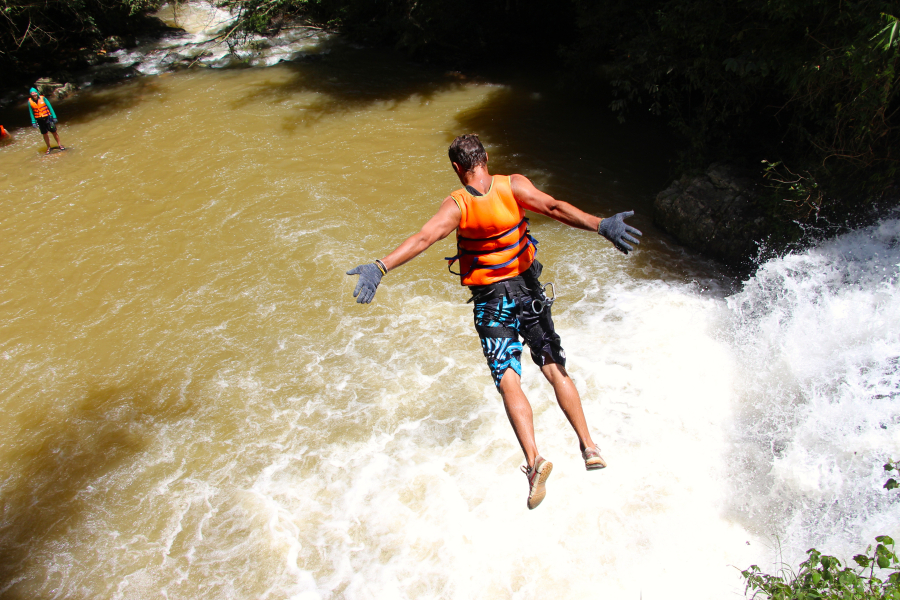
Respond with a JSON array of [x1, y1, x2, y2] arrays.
[[743, 540, 900, 600], [0, 0, 162, 78], [760, 160, 824, 221], [569, 0, 900, 187], [742, 460, 900, 600], [885, 460, 899, 492]]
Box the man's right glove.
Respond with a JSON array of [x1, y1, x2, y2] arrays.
[[32, 123, 38, 128], [346, 263, 384, 304], [598, 211, 642, 254]]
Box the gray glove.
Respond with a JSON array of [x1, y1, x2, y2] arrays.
[[598, 211, 642, 254], [347, 263, 384, 304], [32, 122, 38, 128]]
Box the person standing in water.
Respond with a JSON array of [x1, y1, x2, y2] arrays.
[[27, 88, 65, 155], [347, 134, 642, 509]]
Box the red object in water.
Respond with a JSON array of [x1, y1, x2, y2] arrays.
[[0, 125, 8, 137]]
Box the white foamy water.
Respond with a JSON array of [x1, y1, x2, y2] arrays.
[[106, 1, 332, 77], [724, 216, 900, 565], [232, 215, 900, 599], [238, 271, 758, 600]]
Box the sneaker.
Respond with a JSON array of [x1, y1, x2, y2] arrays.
[[522, 456, 552, 509], [583, 446, 607, 471]]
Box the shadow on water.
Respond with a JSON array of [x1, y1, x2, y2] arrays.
[[452, 85, 675, 213], [0, 35, 728, 281], [222, 38, 678, 210], [224, 40, 729, 283], [0, 78, 164, 132], [60, 79, 165, 126], [446, 75, 740, 285], [227, 39, 470, 131], [0, 376, 192, 599]]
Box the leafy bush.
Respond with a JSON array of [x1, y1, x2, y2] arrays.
[[0, 0, 162, 79], [743, 461, 900, 600], [743, 539, 900, 600], [569, 0, 899, 198]]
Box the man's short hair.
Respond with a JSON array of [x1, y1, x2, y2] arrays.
[[448, 134, 487, 171]]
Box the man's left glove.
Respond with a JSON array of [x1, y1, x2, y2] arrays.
[[598, 210, 643, 254], [346, 263, 384, 304]]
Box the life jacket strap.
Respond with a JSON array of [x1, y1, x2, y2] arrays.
[[447, 234, 537, 278], [457, 217, 528, 243]]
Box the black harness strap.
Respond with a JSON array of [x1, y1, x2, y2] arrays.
[[474, 324, 517, 339]]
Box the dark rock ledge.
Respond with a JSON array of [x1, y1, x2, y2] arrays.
[[653, 163, 766, 267]]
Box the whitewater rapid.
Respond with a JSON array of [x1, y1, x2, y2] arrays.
[[236, 215, 900, 598], [724, 215, 900, 565]]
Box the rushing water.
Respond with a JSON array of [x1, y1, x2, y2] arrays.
[[0, 29, 898, 600]]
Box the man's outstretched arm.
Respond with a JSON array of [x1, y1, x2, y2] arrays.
[[510, 174, 642, 254], [381, 197, 461, 271], [347, 197, 461, 304]]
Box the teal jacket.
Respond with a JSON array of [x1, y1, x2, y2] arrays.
[[28, 95, 57, 125]]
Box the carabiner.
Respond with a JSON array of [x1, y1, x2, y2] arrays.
[[531, 282, 556, 314]]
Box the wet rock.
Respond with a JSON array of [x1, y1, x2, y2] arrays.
[[104, 36, 127, 51], [653, 163, 765, 266], [33, 73, 76, 99], [78, 49, 104, 67], [103, 35, 137, 52], [78, 47, 119, 67], [34, 77, 66, 97], [54, 82, 78, 100]]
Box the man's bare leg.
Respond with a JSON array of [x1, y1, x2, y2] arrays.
[[497, 369, 539, 468], [541, 360, 597, 453], [42, 132, 52, 151], [499, 368, 553, 508]]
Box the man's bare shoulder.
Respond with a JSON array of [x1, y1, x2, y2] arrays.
[[509, 174, 544, 205], [434, 195, 462, 221], [440, 195, 461, 209]]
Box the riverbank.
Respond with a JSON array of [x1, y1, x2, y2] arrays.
[[0, 2, 333, 111]]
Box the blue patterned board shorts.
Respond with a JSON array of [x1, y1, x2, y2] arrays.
[[473, 292, 566, 389]]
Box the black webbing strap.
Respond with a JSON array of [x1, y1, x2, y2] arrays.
[[474, 324, 517, 339]]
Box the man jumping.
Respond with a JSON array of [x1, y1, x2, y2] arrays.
[[347, 134, 641, 509]]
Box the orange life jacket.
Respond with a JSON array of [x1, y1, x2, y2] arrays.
[[29, 96, 50, 119], [446, 175, 537, 286]]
